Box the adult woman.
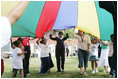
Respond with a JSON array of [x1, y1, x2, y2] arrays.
[[72, 28, 90, 75]]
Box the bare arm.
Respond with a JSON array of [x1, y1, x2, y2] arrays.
[[87, 35, 91, 53], [87, 43, 90, 53], [17, 51, 27, 56], [63, 29, 69, 40], [101, 40, 108, 46], [7, 1, 29, 26], [72, 28, 78, 39]]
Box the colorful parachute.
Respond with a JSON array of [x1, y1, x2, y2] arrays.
[[1, 1, 114, 40]]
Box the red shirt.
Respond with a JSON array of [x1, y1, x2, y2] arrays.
[[23, 37, 30, 46]]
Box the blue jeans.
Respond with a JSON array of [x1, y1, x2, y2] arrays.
[[40, 57, 50, 74], [78, 49, 89, 68]]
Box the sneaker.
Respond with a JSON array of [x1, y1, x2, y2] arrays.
[[84, 72, 87, 75], [47, 70, 50, 73], [109, 74, 112, 78], [62, 69, 64, 72], [27, 73, 30, 75], [104, 70, 109, 73], [95, 68, 98, 73], [80, 72, 82, 75], [80, 71, 83, 75], [92, 70, 95, 74]]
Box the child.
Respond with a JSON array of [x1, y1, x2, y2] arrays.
[[12, 40, 27, 78], [108, 34, 115, 77], [37, 36, 51, 74], [44, 31, 54, 72], [101, 34, 115, 77], [98, 40, 109, 73], [89, 38, 99, 74], [50, 30, 69, 72], [17, 38, 27, 77]]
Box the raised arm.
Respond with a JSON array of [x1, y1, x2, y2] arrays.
[[100, 40, 108, 46], [72, 28, 78, 39], [63, 29, 69, 41], [50, 34, 57, 40], [7, 1, 29, 26], [49, 30, 57, 41], [44, 31, 50, 41]]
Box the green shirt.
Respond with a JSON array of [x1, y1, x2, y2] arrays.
[[102, 41, 109, 49]]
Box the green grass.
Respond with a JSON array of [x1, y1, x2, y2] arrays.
[[2, 56, 109, 78]]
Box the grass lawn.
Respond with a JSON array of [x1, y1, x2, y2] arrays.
[[2, 56, 109, 78]]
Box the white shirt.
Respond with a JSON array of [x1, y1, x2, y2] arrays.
[[108, 41, 113, 57], [90, 43, 99, 57], [39, 43, 49, 58], [1, 16, 11, 48], [12, 47, 23, 69], [72, 34, 91, 50]]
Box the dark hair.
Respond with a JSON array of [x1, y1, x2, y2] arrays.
[[17, 38, 23, 43], [91, 38, 97, 43], [78, 30, 85, 35], [110, 34, 114, 38], [13, 40, 20, 47], [40, 36, 45, 44], [58, 31, 63, 35], [36, 39, 39, 45]]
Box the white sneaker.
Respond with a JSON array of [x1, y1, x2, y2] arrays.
[[27, 73, 30, 75], [95, 68, 98, 73], [84, 72, 87, 75], [62, 69, 64, 72], [104, 70, 109, 73], [92, 70, 95, 74], [109, 74, 112, 78]]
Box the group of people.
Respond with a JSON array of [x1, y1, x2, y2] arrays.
[[3, 28, 115, 78], [6, 29, 68, 78], [10, 37, 32, 78], [1, 1, 30, 78], [1, 1, 116, 78], [72, 28, 115, 77]]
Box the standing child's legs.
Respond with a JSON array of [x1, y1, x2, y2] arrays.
[[12, 69, 17, 77], [95, 61, 98, 68], [104, 66, 108, 73], [91, 61, 94, 71], [40, 57, 49, 74], [20, 69, 24, 78], [12, 69, 18, 78], [95, 61, 98, 72]]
